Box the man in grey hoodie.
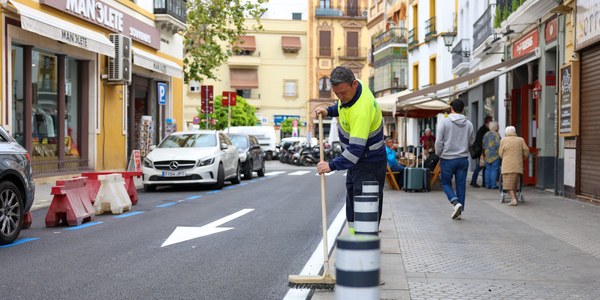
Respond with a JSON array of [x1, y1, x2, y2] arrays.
[[435, 99, 475, 220]]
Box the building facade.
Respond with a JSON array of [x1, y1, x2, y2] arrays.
[[2, 0, 185, 178], [182, 17, 308, 141], [307, 0, 370, 139]]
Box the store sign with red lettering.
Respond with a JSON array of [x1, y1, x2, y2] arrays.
[[41, 0, 160, 49], [512, 29, 539, 58]]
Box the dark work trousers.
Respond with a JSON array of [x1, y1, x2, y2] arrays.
[[345, 159, 387, 225]]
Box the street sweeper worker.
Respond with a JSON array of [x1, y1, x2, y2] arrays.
[[315, 66, 387, 234]]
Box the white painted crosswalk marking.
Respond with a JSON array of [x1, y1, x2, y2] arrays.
[[289, 171, 311, 176], [264, 171, 286, 176], [315, 171, 336, 176]]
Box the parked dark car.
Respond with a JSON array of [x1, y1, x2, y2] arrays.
[[227, 133, 266, 180], [0, 126, 35, 245]]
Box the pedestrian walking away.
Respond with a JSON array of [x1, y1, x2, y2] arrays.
[[483, 121, 501, 189], [498, 126, 529, 206], [470, 115, 492, 188], [435, 99, 475, 220], [315, 66, 386, 234]]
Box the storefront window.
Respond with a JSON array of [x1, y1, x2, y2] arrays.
[[65, 58, 79, 157], [11, 45, 25, 146], [32, 50, 58, 157]]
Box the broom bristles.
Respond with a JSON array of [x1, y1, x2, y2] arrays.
[[288, 274, 336, 290]]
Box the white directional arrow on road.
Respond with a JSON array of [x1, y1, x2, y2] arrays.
[[161, 208, 254, 247]]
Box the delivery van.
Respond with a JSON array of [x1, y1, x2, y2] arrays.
[[226, 126, 277, 160]]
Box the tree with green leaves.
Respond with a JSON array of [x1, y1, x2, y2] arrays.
[[196, 95, 258, 130], [494, 4, 501, 28], [183, 0, 268, 83]]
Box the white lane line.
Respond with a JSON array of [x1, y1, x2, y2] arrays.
[[314, 171, 336, 176], [264, 171, 286, 176], [289, 171, 311, 176], [283, 205, 347, 300]]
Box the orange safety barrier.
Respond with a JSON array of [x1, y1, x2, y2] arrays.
[[45, 177, 95, 227], [22, 211, 32, 229], [81, 172, 141, 205]]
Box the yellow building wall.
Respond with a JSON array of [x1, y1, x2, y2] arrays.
[[182, 19, 308, 139], [98, 78, 126, 170]]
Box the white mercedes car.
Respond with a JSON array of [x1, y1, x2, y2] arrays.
[[142, 130, 241, 191]]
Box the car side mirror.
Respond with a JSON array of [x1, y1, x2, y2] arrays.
[[220, 143, 229, 150], [251, 144, 261, 150]]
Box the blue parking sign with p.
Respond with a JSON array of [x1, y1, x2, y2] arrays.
[[158, 83, 167, 105]]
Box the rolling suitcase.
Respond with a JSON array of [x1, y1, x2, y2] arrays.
[[403, 147, 430, 192]]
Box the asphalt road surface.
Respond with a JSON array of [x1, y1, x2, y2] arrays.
[[1, 161, 347, 299]]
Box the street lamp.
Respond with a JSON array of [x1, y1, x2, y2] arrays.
[[441, 32, 470, 57]]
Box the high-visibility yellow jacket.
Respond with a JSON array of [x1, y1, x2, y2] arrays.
[[326, 81, 385, 170]]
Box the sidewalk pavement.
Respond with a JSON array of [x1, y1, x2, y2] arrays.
[[312, 183, 600, 299]]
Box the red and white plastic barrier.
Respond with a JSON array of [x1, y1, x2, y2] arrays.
[[45, 177, 95, 227], [81, 171, 141, 205], [94, 174, 132, 215]]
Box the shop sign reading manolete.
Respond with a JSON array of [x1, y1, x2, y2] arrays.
[[41, 0, 160, 49]]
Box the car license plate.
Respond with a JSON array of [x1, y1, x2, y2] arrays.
[[162, 171, 186, 177]]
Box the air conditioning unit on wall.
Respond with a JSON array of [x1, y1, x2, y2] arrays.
[[108, 34, 132, 84]]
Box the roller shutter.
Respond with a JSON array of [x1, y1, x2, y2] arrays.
[[580, 43, 600, 198]]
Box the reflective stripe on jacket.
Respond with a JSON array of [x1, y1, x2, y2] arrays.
[[326, 81, 385, 170]]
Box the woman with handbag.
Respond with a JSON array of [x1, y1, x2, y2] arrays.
[[482, 121, 501, 189], [499, 126, 530, 206]]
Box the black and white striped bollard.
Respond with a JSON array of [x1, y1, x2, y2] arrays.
[[354, 181, 379, 235], [335, 234, 380, 300]]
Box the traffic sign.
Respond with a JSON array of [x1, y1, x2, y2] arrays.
[[222, 91, 237, 107], [200, 85, 214, 114], [193, 116, 200, 124], [157, 82, 167, 105]]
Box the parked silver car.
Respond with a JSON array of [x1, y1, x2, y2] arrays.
[[0, 126, 35, 245], [227, 133, 266, 179]]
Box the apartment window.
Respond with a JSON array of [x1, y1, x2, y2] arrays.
[[236, 89, 252, 99], [319, 76, 331, 98], [429, 57, 436, 85], [292, 12, 302, 20], [346, 31, 359, 57], [284, 80, 298, 97], [320, 0, 330, 8], [412, 64, 419, 91], [319, 31, 331, 56]]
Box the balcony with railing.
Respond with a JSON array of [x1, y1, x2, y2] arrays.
[[424, 16, 437, 42], [473, 4, 495, 51], [154, 0, 187, 33], [452, 39, 470, 75], [319, 46, 332, 57], [408, 28, 418, 49], [338, 47, 368, 60], [228, 50, 261, 68], [315, 5, 366, 18], [372, 28, 408, 53]]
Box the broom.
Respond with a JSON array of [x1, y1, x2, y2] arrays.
[[288, 113, 336, 290]]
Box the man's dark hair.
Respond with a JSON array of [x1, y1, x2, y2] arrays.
[[484, 115, 493, 124], [450, 99, 464, 113], [330, 66, 356, 86]]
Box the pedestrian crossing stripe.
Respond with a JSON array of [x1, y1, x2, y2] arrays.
[[289, 171, 311, 176], [314, 171, 336, 176], [264, 171, 286, 176]]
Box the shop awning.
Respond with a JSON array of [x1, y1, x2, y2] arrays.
[[132, 48, 183, 78], [230, 69, 258, 88], [281, 36, 301, 52], [396, 51, 540, 106], [234, 36, 256, 51], [377, 90, 411, 113], [10, 1, 115, 57]]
